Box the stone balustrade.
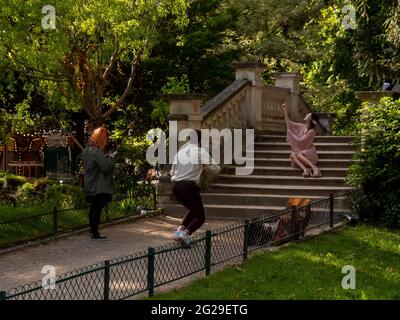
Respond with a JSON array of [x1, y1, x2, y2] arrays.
[[157, 62, 335, 205]]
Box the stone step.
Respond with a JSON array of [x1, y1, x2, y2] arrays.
[[165, 203, 351, 219], [250, 158, 354, 168], [223, 166, 348, 177], [201, 193, 321, 206], [254, 142, 357, 152], [247, 150, 355, 160], [165, 203, 284, 219], [256, 134, 356, 144], [208, 183, 353, 197], [217, 175, 346, 187]]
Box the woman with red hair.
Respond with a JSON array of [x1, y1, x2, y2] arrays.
[[83, 126, 116, 240]]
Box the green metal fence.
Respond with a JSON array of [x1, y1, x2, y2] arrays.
[[0, 189, 360, 300], [0, 186, 157, 249]]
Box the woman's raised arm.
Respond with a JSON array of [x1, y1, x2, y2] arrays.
[[281, 103, 304, 131]]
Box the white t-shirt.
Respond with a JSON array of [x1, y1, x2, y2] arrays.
[[170, 143, 220, 183]]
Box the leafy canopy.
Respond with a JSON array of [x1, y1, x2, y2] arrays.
[[0, 0, 189, 123]]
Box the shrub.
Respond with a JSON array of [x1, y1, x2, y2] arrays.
[[4, 174, 27, 190], [43, 183, 86, 210], [33, 178, 55, 193], [347, 97, 400, 229], [16, 182, 36, 206]]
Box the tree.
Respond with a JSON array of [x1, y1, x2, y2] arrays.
[[0, 0, 189, 125], [109, 0, 242, 134], [348, 97, 400, 229]]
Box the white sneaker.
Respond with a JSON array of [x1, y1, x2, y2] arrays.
[[175, 230, 190, 246], [174, 230, 184, 239]]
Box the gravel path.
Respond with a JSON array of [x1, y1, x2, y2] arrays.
[[0, 216, 237, 292]]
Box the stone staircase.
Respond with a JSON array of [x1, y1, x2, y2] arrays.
[[165, 133, 356, 219], [161, 64, 358, 220]]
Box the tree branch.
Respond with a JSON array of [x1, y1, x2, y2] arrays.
[[26, 73, 68, 82], [5, 44, 67, 81], [101, 56, 141, 119], [102, 41, 120, 80], [51, 113, 84, 151]]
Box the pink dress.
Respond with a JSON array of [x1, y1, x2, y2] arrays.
[[286, 120, 318, 168]]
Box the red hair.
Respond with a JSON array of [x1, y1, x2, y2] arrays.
[[89, 127, 109, 149]]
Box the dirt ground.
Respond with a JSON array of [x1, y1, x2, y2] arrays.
[[0, 215, 237, 292]]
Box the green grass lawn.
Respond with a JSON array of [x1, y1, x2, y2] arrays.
[[0, 206, 46, 222], [152, 225, 400, 300], [0, 196, 150, 247]]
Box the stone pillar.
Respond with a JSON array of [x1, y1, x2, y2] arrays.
[[165, 93, 207, 150], [157, 94, 206, 207], [165, 94, 205, 136], [272, 72, 302, 121], [232, 62, 267, 130], [356, 91, 395, 124], [355, 91, 395, 105]]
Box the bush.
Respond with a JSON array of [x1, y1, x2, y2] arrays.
[[43, 184, 86, 210], [33, 178, 55, 192], [347, 97, 400, 229], [15, 182, 36, 206], [4, 174, 27, 190]]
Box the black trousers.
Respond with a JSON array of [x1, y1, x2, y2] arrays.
[[86, 193, 112, 236], [172, 181, 205, 234]]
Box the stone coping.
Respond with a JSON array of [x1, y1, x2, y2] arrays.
[[356, 91, 395, 101], [167, 114, 189, 121], [201, 80, 251, 117], [271, 72, 302, 78]]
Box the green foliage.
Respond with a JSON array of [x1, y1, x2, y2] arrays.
[[0, 0, 189, 123], [4, 174, 27, 191], [15, 182, 36, 205], [43, 184, 86, 210], [347, 98, 400, 228], [108, 132, 155, 193], [0, 109, 12, 145], [150, 75, 190, 125]]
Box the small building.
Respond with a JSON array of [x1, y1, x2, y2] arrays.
[[0, 130, 76, 180]]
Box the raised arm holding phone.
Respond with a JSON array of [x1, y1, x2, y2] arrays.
[[282, 103, 322, 178]]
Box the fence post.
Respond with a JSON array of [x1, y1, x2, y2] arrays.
[[53, 207, 58, 235], [330, 193, 334, 228], [291, 206, 297, 241], [103, 260, 110, 301], [204, 231, 212, 276], [243, 220, 249, 261], [0, 291, 6, 300], [147, 247, 155, 297]]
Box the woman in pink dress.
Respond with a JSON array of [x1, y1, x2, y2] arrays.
[[281, 103, 322, 178]]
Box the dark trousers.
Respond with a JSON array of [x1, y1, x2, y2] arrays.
[[86, 193, 112, 236], [172, 181, 205, 234]]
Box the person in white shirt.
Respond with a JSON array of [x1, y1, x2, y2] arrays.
[[170, 130, 220, 245]]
